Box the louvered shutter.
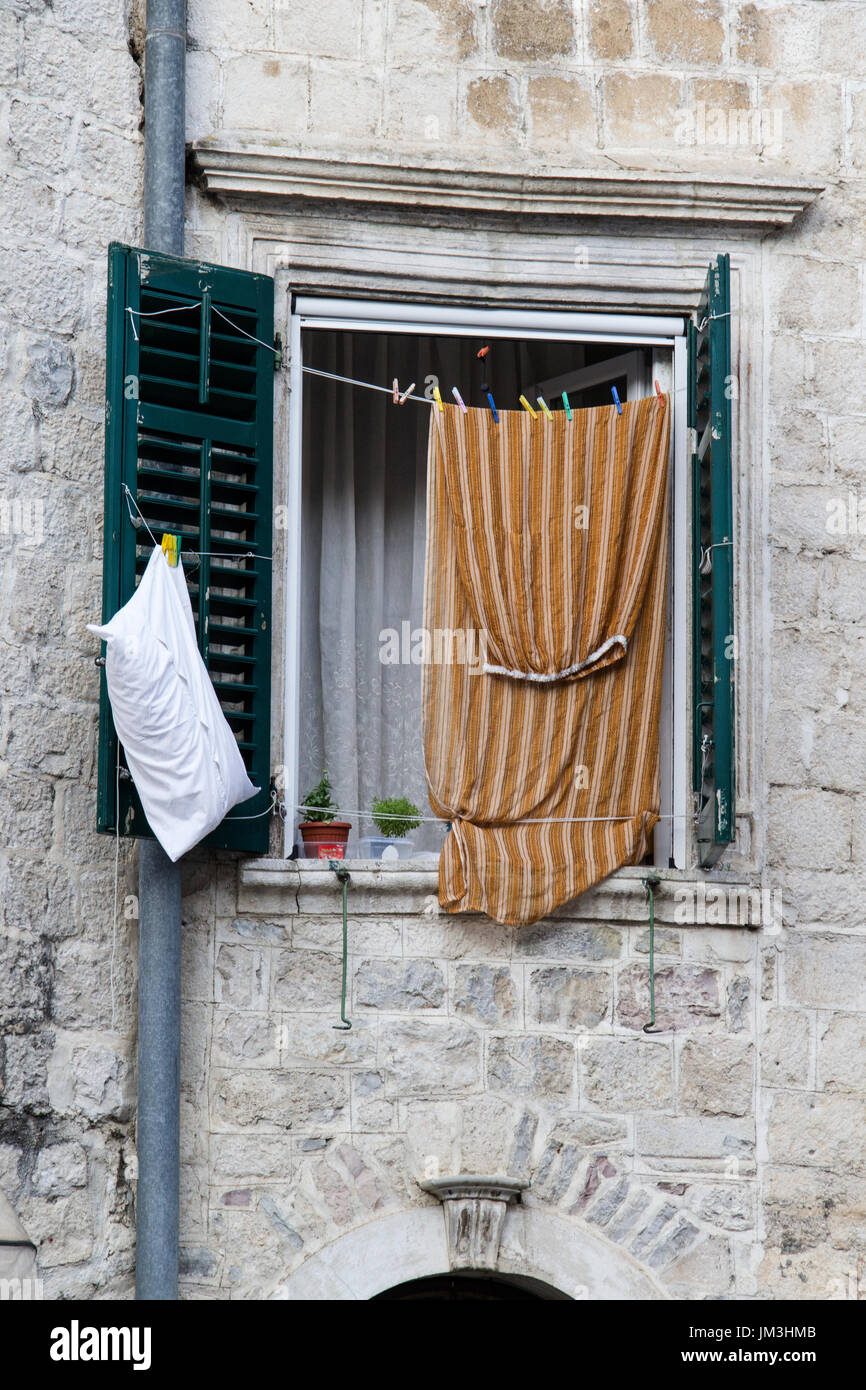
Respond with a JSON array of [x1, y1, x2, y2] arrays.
[[689, 253, 735, 866], [97, 242, 274, 853]]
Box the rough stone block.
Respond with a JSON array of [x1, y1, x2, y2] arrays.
[[212, 1069, 348, 1132], [351, 1070, 395, 1132], [385, 64, 459, 145], [281, 1016, 377, 1067], [354, 958, 445, 1011], [604, 73, 684, 147], [678, 1038, 754, 1117], [405, 915, 512, 959], [588, 0, 634, 60], [636, 1115, 755, 1170], [818, 1015, 866, 1092], [646, 0, 723, 65], [488, 1034, 574, 1097], [388, 0, 478, 63], [527, 74, 593, 146], [763, 1007, 811, 1088], [211, 1134, 292, 1182], [527, 966, 610, 1029], [222, 54, 308, 137], [768, 789, 852, 871], [380, 1018, 481, 1096], [768, 1092, 866, 1174], [214, 944, 269, 1012], [212, 1011, 281, 1069], [683, 1182, 754, 1232], [581, 1038, 673, 1111], [274, 0, 364, 59], [293, 916, 402, 957], [32, 1142, 87, 1196], [783, 936, 866, 1011], [516, 921, 622, 962], [616, 962, 721, 1032], [491, 0, 574, 61], [309, 63, 381, 139], [271, 947, 344, 1014], [463, 73, 519, 142], [453, 963, 518, 1026]]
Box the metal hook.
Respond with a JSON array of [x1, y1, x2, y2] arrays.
[[329, 860, 352, 1030]]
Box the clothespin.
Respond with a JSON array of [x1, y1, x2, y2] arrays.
[[519, 395, 538, 418], [398, 381, 415, 404], [432, 386, 444, 412], [654, 380, 665, 401], [392, 378, 400, 404], [537, 395, 553, 420], [486, 392, 499, 423], [562, 391, 572, 421], [161, 533, 180, 567], [611, 385, 622, 415], [452, 386, 468, 414], [477, 345, 490, 359]]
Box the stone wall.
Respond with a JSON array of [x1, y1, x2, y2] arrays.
[[1, 0, 865, 1300], [0, 0, 142, 1299]]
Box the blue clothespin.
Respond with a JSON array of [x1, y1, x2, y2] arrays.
[[611, 385, 622, 415], [487, 392, 499, 423], [562, 391, 572, 421]]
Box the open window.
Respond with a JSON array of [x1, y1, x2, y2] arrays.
[[285, 299, 692, 869]]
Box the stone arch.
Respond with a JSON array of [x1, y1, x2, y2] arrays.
[[267, 1202, 669, 1301]]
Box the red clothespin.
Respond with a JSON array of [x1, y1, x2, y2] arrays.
[[477, 345, 490, 360], [654, 380, 664, 400]]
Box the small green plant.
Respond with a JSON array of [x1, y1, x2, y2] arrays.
[[371, 796, 422, 839], [301, 771, 338, 824]]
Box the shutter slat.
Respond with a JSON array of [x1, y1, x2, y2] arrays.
[[98, 242, 274, 853]]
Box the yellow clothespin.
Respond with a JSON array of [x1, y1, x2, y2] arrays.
[[433, 386, 444, 413], [519, 394, 538, 418], [537, 395, 553, 420], [161, 532, 180, 567]]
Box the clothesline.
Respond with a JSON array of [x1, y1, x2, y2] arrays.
[[123, 300, 668, 418]]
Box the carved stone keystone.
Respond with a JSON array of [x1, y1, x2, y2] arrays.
[[419, 1174, 528, 1271]]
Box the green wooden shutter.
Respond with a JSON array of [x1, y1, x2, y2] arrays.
[[689, 253, 735, 866], [97, 242, 274, 853]]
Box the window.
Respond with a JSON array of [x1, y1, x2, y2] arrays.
[[284, 298, 689, 869]]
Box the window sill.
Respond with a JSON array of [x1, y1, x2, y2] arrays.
[[238, 857, 763, 927]]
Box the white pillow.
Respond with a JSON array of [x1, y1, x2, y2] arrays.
[[88, 545, 258, 860]]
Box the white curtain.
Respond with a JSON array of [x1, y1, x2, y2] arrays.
[[298, 330, 586, 854]]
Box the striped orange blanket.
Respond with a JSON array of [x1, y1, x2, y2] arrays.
[[423, 396, 670, 926]]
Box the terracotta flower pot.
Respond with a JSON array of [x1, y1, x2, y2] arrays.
[[299, 821, 352, 859]]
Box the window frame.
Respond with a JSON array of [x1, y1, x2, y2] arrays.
[[283, 297, 689, 871]]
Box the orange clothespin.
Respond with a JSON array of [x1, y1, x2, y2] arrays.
[[477, 345, 490, 359], [654, 379, 665, 401]]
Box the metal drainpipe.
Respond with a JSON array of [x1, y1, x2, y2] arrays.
[[136, 0, 186, 1302]]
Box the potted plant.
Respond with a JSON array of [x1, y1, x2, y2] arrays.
[[298, 771, 352, 858], [367, 795, 422, 860]]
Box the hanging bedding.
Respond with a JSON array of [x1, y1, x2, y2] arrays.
[[423, 395, 670, 927]]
